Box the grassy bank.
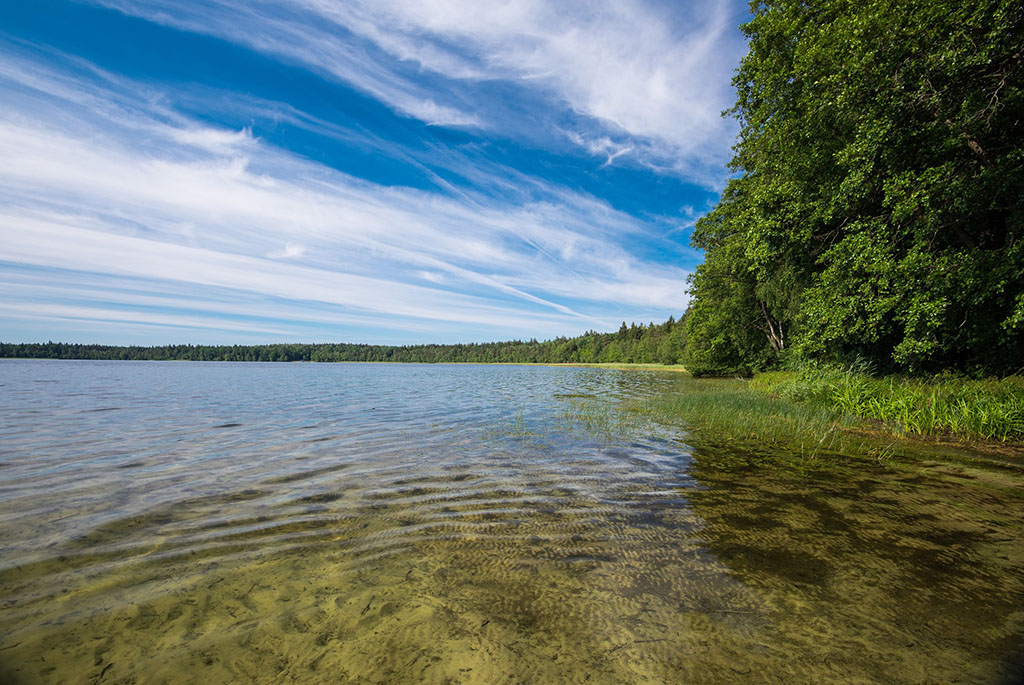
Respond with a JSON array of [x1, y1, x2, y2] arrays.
[[751, 368, 1024, 443], [628, 367, 1024, 461]]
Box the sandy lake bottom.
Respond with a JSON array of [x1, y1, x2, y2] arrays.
[[1, 360, 1021, 683]]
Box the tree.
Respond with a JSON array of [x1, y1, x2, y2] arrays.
[[686, 0, 1024, 375]]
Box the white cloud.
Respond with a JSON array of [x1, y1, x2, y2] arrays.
[[0, 45, 697, 342], [1, 213, 569, 329], [92, 0, 746, 176], [169, 126, 257, 153], [328, 0, 740, 149], [418, 271, 445, 284], [401, 99, 482, 128], [0, 268, 469, 338], [267, 242, 307, 259], [0, 302, 293, 336]]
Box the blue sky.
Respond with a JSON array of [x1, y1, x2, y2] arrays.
[[0, 0, 749, 345]]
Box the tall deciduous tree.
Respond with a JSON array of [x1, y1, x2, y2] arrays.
[[685, 0, 1023, 375]]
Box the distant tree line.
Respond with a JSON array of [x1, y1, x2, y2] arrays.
[[0, 317, 687, 365]]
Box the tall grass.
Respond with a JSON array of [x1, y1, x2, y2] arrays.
[[630, 375, 883, 458], [752, 367, 1024, 442]]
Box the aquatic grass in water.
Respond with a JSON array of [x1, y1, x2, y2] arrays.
[[557, 398, 648, 443], [628, 374, 879, 458], [489, 399, 639, 445]]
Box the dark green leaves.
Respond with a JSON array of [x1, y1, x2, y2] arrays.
[[686, 0, 1024, 376]]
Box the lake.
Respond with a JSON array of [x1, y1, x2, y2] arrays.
[[0, 360, 1021, 683]]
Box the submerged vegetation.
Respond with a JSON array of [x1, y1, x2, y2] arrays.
[[4, 362, 1022, 684], [633, 374, 867, 458]]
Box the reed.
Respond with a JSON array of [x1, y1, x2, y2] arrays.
[[630, 375, 879, 458], [751, 367, 1024, 442]]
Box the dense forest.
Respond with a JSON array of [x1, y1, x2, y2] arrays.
[[684, 0, 1023, 377], [0, 318, 687, 365]]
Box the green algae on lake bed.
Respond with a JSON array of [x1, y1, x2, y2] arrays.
[[1, 361, 1022, 683]]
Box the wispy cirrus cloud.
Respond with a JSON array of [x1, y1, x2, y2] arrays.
[[0, 33, 705, 344], [91, 0, 747, 179]]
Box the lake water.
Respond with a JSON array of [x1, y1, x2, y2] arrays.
[[0, 359, 1021, 683]]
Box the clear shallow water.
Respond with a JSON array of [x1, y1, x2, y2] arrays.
[[0, 360, 1021, 684]]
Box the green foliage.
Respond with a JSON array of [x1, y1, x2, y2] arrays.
[[684, 188, 778, 376], [633, 374, 864, 456], [686, 0, 1024, 375], [753, 366, 1024, 441], [0, 316, 688, 366]]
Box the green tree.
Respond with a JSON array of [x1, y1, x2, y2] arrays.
[[686, 0, 1023, 375]]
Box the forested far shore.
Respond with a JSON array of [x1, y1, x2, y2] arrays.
[[0, 318, 687, 364]]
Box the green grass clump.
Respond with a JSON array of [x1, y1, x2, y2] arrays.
[[753, 367, 1024, 442], [558, 399, 635, 440], [631, 375, 873, 457]]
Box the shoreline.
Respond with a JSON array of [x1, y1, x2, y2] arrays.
[[7, 357, 1019, 453], [0, 356, 689, 372]]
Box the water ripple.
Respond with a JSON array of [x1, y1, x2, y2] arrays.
[[2, 360, 1021, 683]]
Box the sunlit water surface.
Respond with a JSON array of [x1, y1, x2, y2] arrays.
[[0, 360, 1021, 684]]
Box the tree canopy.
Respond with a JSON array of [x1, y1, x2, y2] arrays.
[[685, 0, 1024, 376]]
